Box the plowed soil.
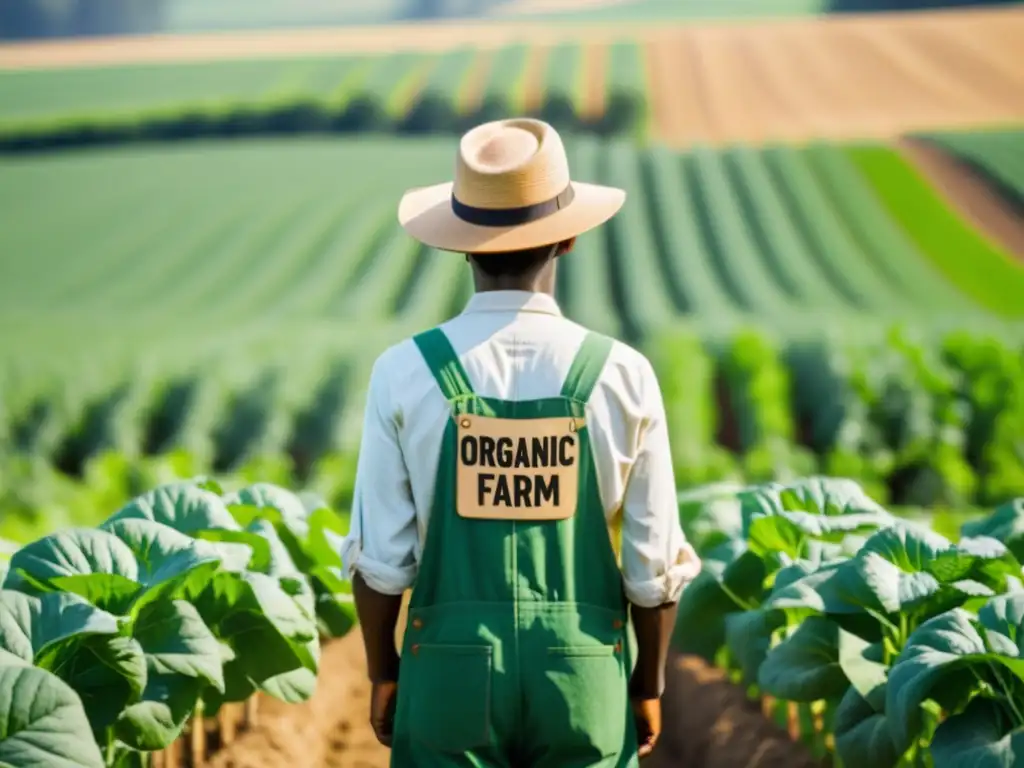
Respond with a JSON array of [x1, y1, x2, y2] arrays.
[[1, 7, 1021, 146], [898, 137, 1024, 260], [206, 630, 820, 768], [641, 7, 1024, 145]]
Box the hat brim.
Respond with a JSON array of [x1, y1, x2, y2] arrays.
[[397, 181, 626, 253]]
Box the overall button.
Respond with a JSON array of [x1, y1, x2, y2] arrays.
[[411, 644, 420, 655], [412, 618, 423, 629], [612, 619, 623, 629]]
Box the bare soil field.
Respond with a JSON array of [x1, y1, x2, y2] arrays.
[[900, 137, 1024, 260], [205, 630, 819, 768], [0, 7, 1020, 144], [642, 7, 1024, 144]]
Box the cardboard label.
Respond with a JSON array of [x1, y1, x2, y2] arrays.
[[455, 415, 582, 521]]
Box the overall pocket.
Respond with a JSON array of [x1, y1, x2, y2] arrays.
[[537, 644, 629, 759], [407, 644, 493, 753]]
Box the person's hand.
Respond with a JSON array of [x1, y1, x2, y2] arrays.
[[370, 680, 398, 748], [631, 696, 661, 759]]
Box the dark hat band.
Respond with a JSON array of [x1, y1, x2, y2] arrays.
[[451, 183, 576, 227]]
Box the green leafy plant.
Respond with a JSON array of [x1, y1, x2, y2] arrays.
[[0, 478, 355, 766]]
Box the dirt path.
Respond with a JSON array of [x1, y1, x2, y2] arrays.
[[206, 630, 390, 768], [898, 137, 1024, 261], [206, 624, 820, 768], [647, 654, 821, 768]]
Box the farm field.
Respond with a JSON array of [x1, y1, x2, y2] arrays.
[[2, 473, 1022, 767], [2, 6, 1024, 767], [1, 8, 1022, 145], [2, 134, 1023, 550]]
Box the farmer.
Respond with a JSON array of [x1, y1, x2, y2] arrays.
[[342, 117, 701, 767]]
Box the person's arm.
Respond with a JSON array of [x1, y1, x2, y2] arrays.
[[628, 601, 679, 700], [619, 357, 702, 698], [354, 572, 404, 683], [341, 350, 419, 679]]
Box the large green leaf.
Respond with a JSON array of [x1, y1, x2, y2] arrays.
[[886, 594, 1024, 755], [678, 483, 745, 554], [4, 522, 223, 617], [757, 616, 848, 702], [104, 482, 239, 535], [259, 635, 321, 703], [0, 665, 104, 768], [223, 484, 346, 578], [833, 683, 903, 768], [186, 570, 319, 702], [930, 697, 1024, 768], [0, 591, 121, 664], [837, 629, 888, 710], [224, 484, 308, 532], [741, 476, 894, 522], [724, 608, 786, 684], [113, 598, 222, 749], [0, 591, 147, 734], [673, 541, 766, 660], [769, 527, 1018, 639], [961, 498, 1024, 561]]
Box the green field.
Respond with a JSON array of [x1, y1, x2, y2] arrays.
[[919, 127, 1024, 204], [1, 134, 1022, 536], [0, 42, 645, 130]]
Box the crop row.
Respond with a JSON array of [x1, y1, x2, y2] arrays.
[[3, 136, 1021, 339], [2, 325, 1022, 549], [674, 476, 1024, 767], [0, 478, 355, 767], [0, 42, 647, 147], [918, 127, 1024, 205]]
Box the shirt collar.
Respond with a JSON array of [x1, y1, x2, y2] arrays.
[[461, 290, 563, 317]]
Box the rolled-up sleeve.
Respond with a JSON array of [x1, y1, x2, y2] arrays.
[[619, 359, 702, 608], [340, 351, 419, 595]]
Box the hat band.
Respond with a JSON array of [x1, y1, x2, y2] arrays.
[[451, 183, 576, 227]]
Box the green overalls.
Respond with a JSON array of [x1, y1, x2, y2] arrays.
[[390, 328, 639, 768]]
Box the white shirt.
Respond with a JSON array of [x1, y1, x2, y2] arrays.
[[340, 290, 701, 608]]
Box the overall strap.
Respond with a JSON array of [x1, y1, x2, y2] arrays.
[[560, 332, 614, 403], [413, 328, 476, 401]]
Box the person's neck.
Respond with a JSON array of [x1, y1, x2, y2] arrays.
[[473, 274, 556, 295]]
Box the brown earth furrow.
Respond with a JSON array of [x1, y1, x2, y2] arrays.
[[858, 27, 987, 119], [208, 629, 823, 768], [899, 138, 1024, 261], [731, 27, 832, 142], [457, 48, 494, 113], [644, 34, 699, 144], [689, 27, 767, 144], [898, 26, 1024, 117], [674, 31, 718, 145], [580, 40, 608, 119], [752, 26, 852, 139], [808, 25, 949, 139], [645, 653, 821, 768], [718, 27, 799, 142], [206, 631, 390, 768], [520, 43, 550, 113]]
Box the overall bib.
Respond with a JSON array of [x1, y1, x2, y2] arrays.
[[390, 328, 639, 768]]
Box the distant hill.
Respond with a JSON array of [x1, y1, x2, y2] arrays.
[[1, 0, 1020, 39]]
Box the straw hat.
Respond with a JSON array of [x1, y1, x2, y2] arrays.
[[397, 118, 626, 254]]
